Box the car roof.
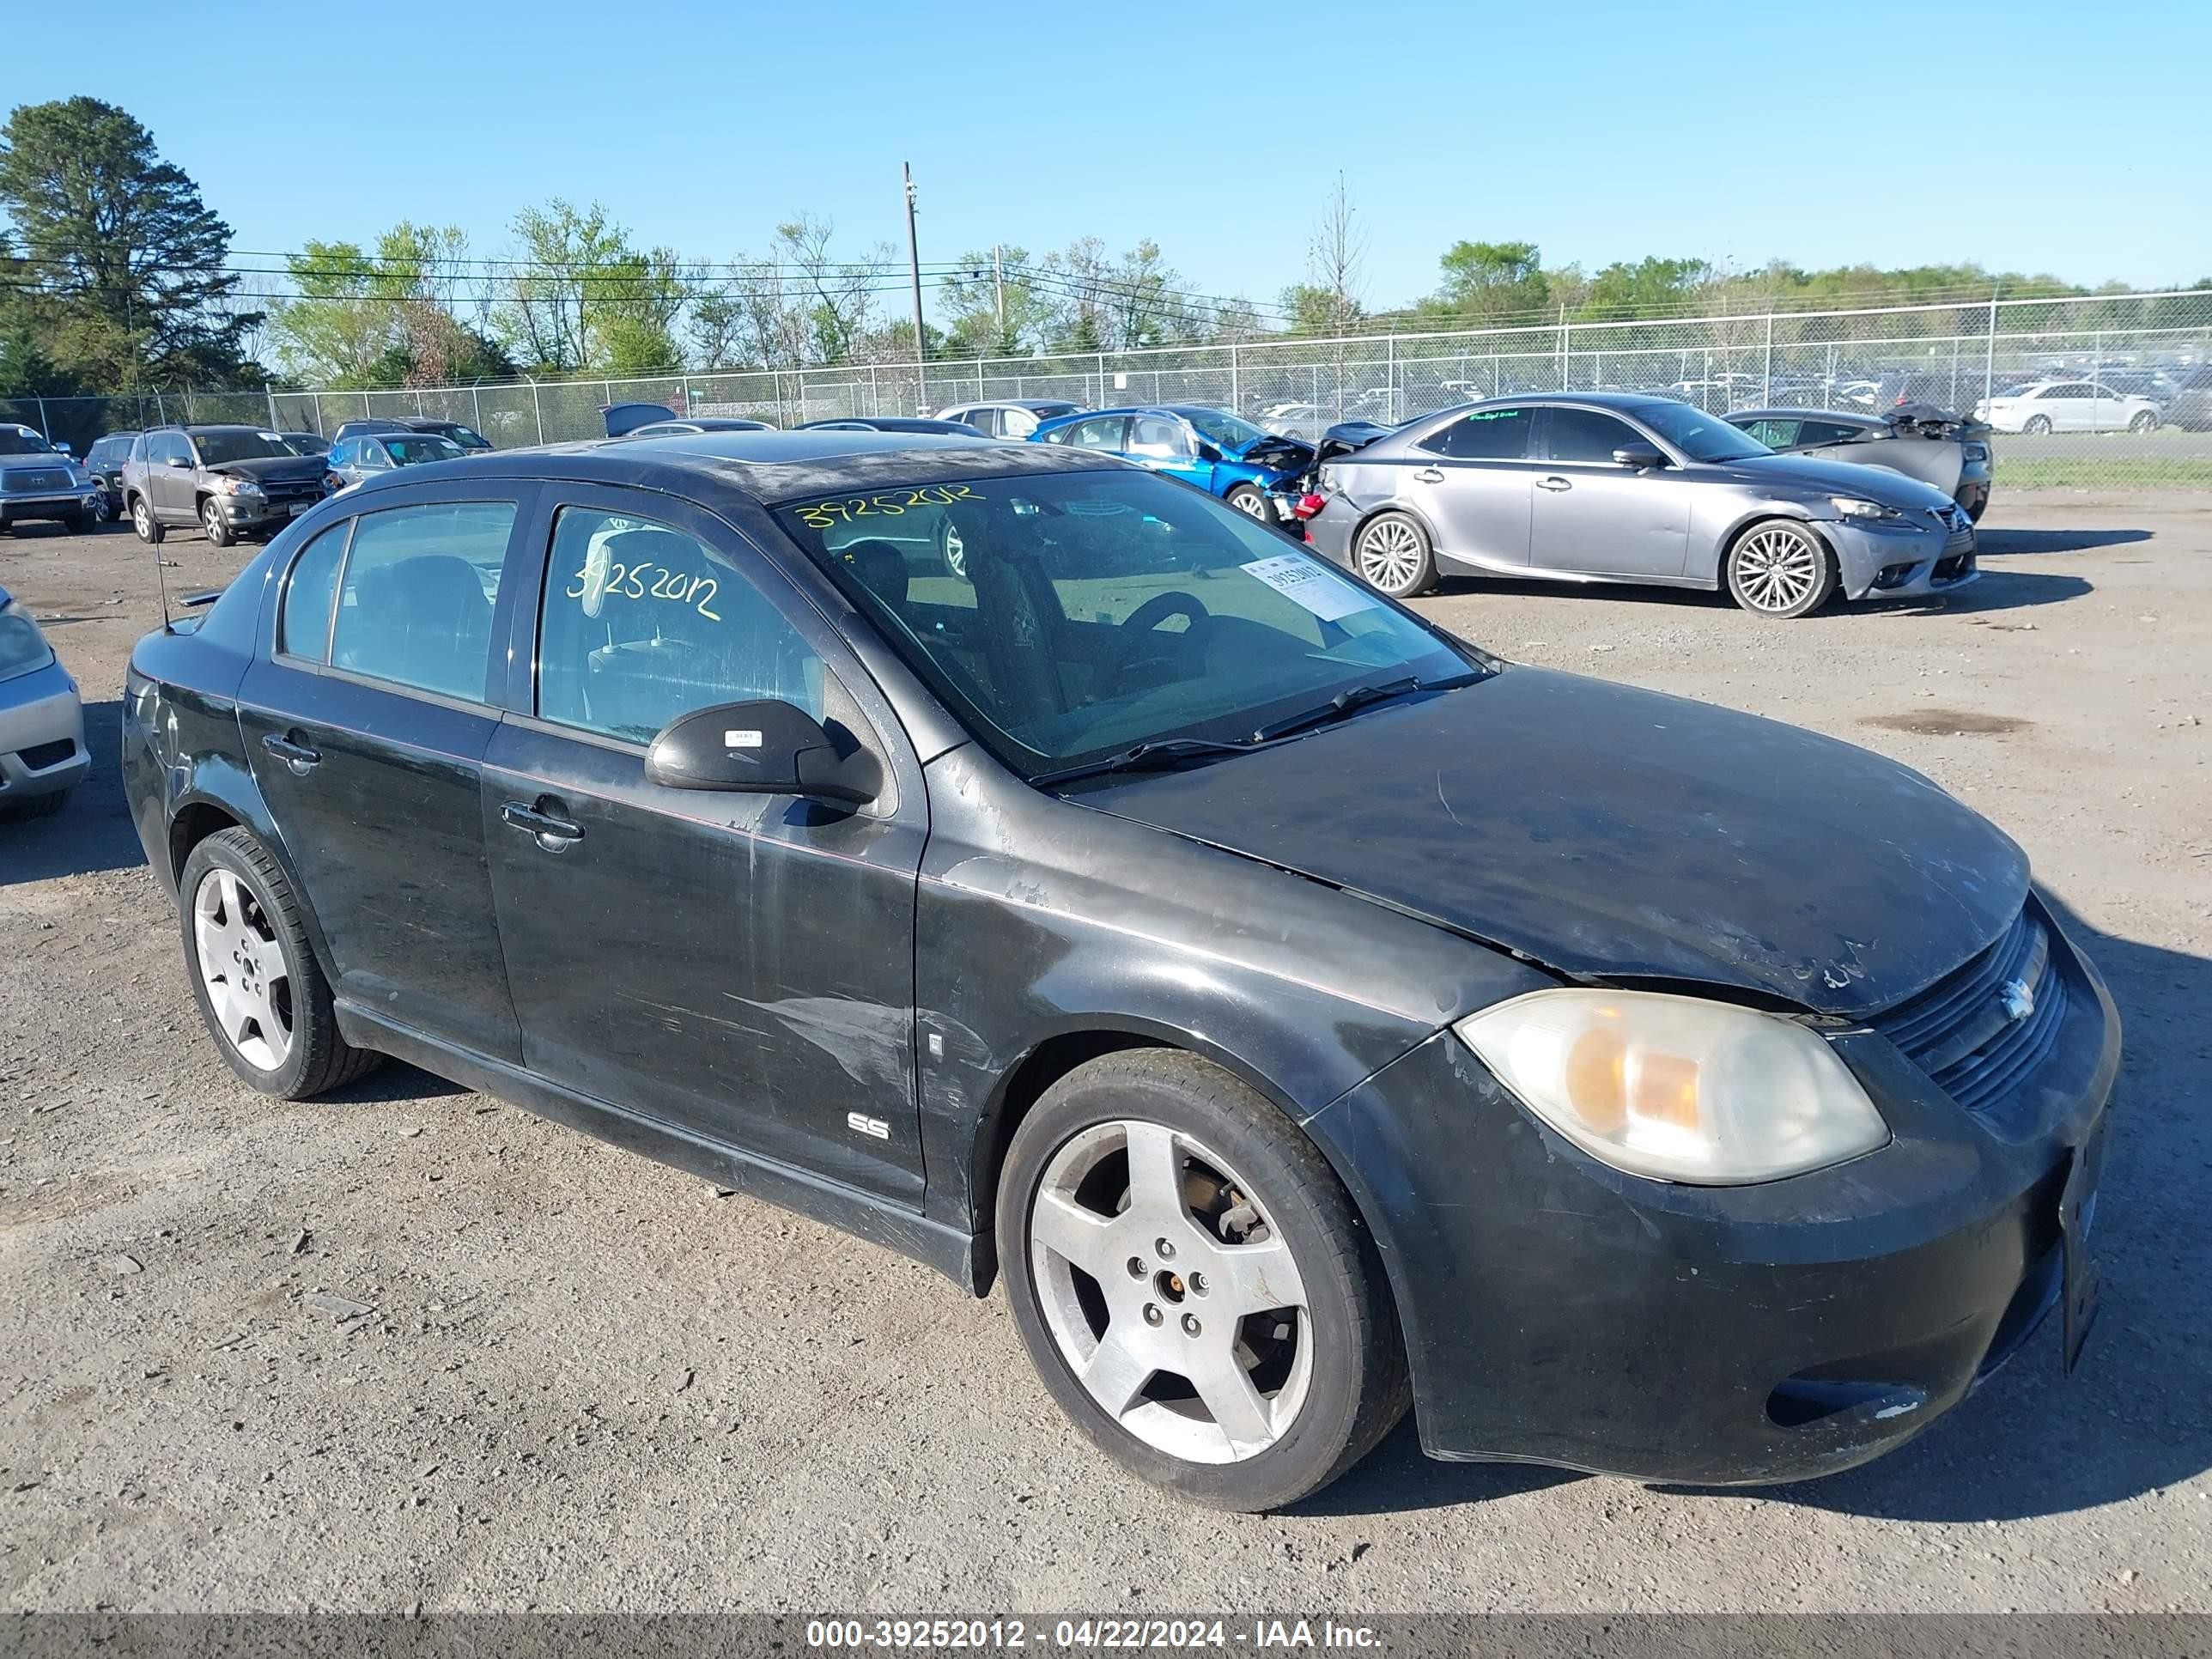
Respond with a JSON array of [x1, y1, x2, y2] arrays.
[[1727, 408, 1881, 427], [370, 428, 1114, 506]]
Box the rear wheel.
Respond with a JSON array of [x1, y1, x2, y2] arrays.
[[131, 496, 164, 544], [998, 1050, 1408, 1511], [179, 827, 380, 1099], [2128, 409, 2160, 434], [0, 787, 70, 822], [935, 517, 968, 580], [2022, 414, 2053, 436], [200, 497, 234, 548], [1352, 511, 1437, 599], [1727, 519, 1836, 619], [91, 490, 114, 525]]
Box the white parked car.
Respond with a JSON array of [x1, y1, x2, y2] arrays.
[[1975, 380, 2161, 434]]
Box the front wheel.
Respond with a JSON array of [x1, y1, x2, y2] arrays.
[[91, 490, 115, 525], [2022, 414, 2053, 436], [131, 496, 165, 544], [179, 827, 381, 1099], [998, 1050, 1408, 1511], [1224, 484, 1270, 520], [935, 517, 968, 580], [1351, 511, 1437, 599], [200, 497, 235, 548], [1727, 519, 1837, 618]]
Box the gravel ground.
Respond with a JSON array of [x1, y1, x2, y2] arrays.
[[2, 494, 2207, 1613]]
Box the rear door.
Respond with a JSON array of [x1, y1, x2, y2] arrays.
[[1405, 405, 1537, 568], [236, 485, 535, 1060], [479, 487, 929, 1202], [1528, 406, 1694, 578]]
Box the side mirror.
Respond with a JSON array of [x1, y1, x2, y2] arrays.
[[167, 454, 192, 468], [1613, 442, 1667, 470], [646, 699, 882, 806], [54, 441, 72, 455], [1194, 441, 1224, 464]]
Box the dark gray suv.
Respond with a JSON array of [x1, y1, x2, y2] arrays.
[[122, 426, 331, 547]]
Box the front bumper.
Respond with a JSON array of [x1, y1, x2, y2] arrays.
[[1826, 516, 1980, 601], [0, 659, 91, 800], [0, 485, 96, 525], [1300, 897, 2120, 1486], [212, 491, 320, 528]]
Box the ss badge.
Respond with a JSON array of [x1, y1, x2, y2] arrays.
[[846, 1112, 890, 1141]]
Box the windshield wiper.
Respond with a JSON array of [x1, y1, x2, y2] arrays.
[[1249, 673, 1480, 744], [1029, 736, 1257, 789]]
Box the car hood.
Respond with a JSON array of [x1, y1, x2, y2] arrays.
[[1231, 433, 1316, 474], [1073, 666, 2027, 1019], [1711, 452, 1960, 511], [207, 455, 329, 484], [0, 453, 74, 473]]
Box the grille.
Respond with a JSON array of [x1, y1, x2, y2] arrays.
[[5, 469, 70, 492], [261, 477, 324, 503], [1872, 909, 2067, 1114]]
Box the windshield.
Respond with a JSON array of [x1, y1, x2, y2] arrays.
[[1182, 409, 1268, 453], [0, 428, 57, 456], [194, 429, 293, 465], [1629, 401, 1771, 463], [387, 436, 463, 465], [776, 468, 1478, 777], [442, 426, 490, 448]]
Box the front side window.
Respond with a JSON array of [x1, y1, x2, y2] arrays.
[[330, 501, 515, 701], [775, 468, 1476, 776], [1419, 406, 1532, 460], [1797, 420, 1861, 447], [1545, 408, 1642, 464], [1127, 415, 1188, 459], [538, 506, 824, 746], [1063, 416, 1130, 452], [280, 522, 350, 660]]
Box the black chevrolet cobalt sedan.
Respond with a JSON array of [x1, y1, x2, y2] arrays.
[[120, 431, 2118, 1510]]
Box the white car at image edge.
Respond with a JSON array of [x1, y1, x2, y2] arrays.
[[0, 582, 88, 820], [1975, 380, 2162, 434]]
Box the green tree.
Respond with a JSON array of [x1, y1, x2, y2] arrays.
[[494, 200, 684, 374], [0, 97, 258, 387], [1573, 256, 1714, 320], [1425, 240, 1549, 326], [938, 246, 1053, 357]]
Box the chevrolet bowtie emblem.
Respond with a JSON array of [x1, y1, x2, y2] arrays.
[[1999, 977, 2036, 1023]]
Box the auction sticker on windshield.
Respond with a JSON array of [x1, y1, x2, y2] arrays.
[[1239, 555, 1379, 622]]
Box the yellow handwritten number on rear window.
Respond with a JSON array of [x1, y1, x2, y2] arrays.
[[793, 483, 981, 529]]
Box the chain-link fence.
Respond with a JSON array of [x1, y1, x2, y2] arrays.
[[12, 289, 2209, 490]]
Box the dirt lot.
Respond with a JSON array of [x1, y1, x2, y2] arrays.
[[2, 495, 2207, 1613]]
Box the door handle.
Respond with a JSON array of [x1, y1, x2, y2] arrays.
[[501, 799, 584, 851], [1413, 467, 1445, 483], [260, 732, 321, 773], [1537, 476, 1573, 492]]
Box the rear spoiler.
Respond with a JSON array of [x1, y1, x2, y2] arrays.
[[602, 402, 678, 438], [178, 587, 225, 609]]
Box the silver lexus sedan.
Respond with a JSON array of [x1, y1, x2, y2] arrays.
[[1303, 393, 1978, 617]]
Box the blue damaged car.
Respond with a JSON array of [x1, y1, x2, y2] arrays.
[[1029, 405, 1315, 523]]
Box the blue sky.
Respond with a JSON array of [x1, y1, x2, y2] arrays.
[[5, 0, 2206, 312]]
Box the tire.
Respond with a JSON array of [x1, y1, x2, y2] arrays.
[[935, 517, 969, 580], [1351, 511, 1437, 599], [1726, 518, 1837, 619], [0, 787, 70, 822], [2128, 410, 2160, 434], [997, 1050, 1409, 1512], [91, 490, 114, 525], [70, 505, 96, 533], [1224, 484, 1270, 520], [178, 826, 382, 1099], [200, 497, 234, 548], [131, 495, 164, 544], [2022, 415, 2052, 436]]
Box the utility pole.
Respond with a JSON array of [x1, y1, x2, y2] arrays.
[[903, 161, 927, 412], [993, 245, 1005, 346]]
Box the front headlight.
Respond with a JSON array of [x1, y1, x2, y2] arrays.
[[1455, 989, 1889, 1184], [0, 599, 58, 684], [1829, 495, 1910, 523], [214, 477, 264, 497]]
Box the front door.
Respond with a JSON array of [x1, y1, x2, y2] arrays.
[[152, 432, 196, 522], [1127, 413, 1215, 493], [235, 493, 532, 1061], [1407, 404, 1537, 568], [480, 489, 928, 1203], [1527, 406, 1694, 579]]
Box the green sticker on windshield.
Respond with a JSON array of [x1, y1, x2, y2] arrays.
[[793, 483, 982, 530]]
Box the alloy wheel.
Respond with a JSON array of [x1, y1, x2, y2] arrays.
[[1733, 524, 1823, 614], [1029, 1120, 1312, 1465], [1357, 519, 1424, 592], [132, 499, 152, 538], [1229, 490, 1269, 519], [191, 867, 295, 1072]]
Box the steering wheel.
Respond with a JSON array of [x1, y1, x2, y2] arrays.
[[1104, 590, 1211, 696]]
